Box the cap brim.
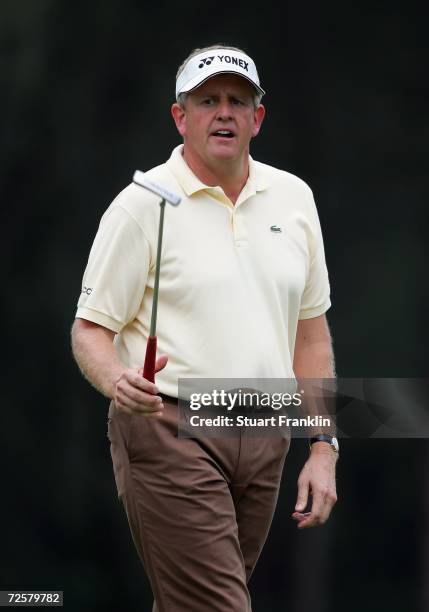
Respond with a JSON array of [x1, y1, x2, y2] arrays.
[[178, 70, 265, 98]]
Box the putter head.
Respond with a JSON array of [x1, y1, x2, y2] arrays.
[[133, 170, 181, 206]]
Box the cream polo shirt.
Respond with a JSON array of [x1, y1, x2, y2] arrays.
[[76, 145, 331, 397]]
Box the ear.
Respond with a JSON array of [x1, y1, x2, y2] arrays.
[[251, 104, 266, 138], [171, 103, 186, 137]]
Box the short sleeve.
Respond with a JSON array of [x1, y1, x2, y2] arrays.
[[298, 190, 331, 319], [76, 205, 151, 332]]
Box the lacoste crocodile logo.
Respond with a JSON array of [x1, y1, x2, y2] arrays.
[[270, 225, 282, 233]]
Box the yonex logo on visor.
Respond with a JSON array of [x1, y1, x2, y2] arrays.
[[198, 55, 249, 71], [176, 49, 265, 100], [217, 55, 249, 71], [199, 57, 214, 68]]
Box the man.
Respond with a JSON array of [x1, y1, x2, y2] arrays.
[[71, 44, 338, 611]]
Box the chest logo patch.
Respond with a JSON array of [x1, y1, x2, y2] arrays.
[[270, 225, 282, 233]]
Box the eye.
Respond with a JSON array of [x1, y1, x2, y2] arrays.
[[231, 98, 245, 106], [201, 98, 215, 106]]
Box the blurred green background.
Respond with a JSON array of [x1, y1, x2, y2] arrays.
[[1, 1, 427, 610]]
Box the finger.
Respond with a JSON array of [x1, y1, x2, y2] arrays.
[[114, 400, 133, 415], [309, 484, 337, 526], [117, 384, 163, 409], [295, 478, 309, 512], [294, 510, 319, 529], [116, 375, 161, 404], [119, 398, 164, 416], [155, 354, 169, 373], [318, 489, 337, 525], [136, 376, 160, 395], [291, 512, 311, 522], [115, 386, 164, 414], [143, 410, 164, 419], [134, 399, 164, 415], [114, 393, 138, 415], [308, 499, 324, 527], [132, 396, 164, 414], [125, 370, 159, 395], [297, 491, 325, 528]]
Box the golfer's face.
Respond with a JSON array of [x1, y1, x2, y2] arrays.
[[176, 74, 264, 166]]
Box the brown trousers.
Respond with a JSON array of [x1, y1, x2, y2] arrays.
[[107, 397, 290, 612]]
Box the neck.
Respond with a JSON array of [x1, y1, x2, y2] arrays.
[[182, 146, 249, 205]]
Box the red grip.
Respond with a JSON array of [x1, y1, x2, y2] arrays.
[[143, 336, 157, 383]]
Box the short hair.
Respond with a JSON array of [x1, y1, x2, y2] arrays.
[[176, 44, 263, 109]]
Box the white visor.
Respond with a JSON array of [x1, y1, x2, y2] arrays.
[[176, 49, 265, 100]]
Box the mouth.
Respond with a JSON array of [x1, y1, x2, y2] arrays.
[[211, 129, 235, 140]]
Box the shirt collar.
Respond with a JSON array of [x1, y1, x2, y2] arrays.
[[166, 144, 268, 199]]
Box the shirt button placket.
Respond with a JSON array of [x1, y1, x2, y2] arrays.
[[233, 210, 248, 248]]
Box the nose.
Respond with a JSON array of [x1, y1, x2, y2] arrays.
[[216, 100, 233, 121]]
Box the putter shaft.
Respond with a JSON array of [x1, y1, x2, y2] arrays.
[[143, 198, 166, 382]]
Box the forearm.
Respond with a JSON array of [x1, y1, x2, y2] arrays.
[[71, 318, 125, 399], [293, 341, 335, 379], [293, 320, 336, 440]]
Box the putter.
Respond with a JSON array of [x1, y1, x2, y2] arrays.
[[132, 170, 181, 382]]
